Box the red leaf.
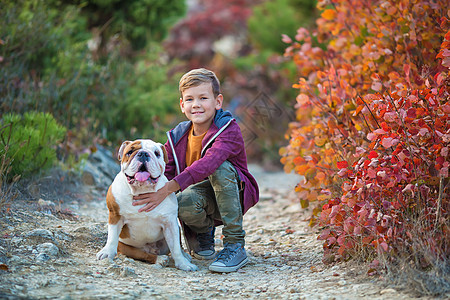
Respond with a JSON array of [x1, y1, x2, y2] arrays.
[[368, 151, 378, 159], [337, 161, 348, 169], [380, 242, 389, 252], [362, 236, 373, 245], [381, 122, 391, 132], [407, 108, 416, 118]]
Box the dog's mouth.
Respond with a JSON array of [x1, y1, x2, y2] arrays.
[[126, 164, 160, 185]]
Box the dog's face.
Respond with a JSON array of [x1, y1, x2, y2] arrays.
[[117, 140, 168, 188]]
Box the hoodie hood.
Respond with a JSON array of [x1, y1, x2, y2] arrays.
[[168, 109, 233, 146]]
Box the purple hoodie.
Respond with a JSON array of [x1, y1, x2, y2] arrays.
[[164, 109, 259, 214]]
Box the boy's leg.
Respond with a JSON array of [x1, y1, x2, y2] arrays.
[[177, 180, 217, 259], [177, 180, 216, 232], [208, 160, 245, 246], [208, 160, 248, 272]]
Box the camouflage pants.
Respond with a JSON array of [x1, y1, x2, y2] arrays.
[[177, 160, 245, 246]]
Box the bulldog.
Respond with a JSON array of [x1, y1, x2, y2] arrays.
[[96, 139, 198, 271]]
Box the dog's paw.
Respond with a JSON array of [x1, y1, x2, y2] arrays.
[[155, 255, 169, 267], [175, 259, 199, 272], [182, 251, 193, 262], [96, 247, 117, 261]]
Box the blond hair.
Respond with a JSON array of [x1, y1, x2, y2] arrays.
[[179, 68, 221, 98]]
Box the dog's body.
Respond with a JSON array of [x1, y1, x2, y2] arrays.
[[96, 139, 198, 271]]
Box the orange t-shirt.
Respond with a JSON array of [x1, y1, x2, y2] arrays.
[[186, 126, 207, 167]]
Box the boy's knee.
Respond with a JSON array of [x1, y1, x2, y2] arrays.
[[178, 191, 201, 213], [209, 161, 238, 188]]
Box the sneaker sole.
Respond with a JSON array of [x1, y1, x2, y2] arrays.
[[208, 257, 249, 273], [192, 252, 217, 260]]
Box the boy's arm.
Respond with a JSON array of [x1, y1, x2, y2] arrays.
[[164, 141, 176, 180], [132, 180, 180, 212]]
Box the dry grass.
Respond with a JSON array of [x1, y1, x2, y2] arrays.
[[379, 214, 450, 297], [0, 145, 20, 210]]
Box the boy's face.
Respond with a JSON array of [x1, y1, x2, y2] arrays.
[[180, 82, 223, 135]]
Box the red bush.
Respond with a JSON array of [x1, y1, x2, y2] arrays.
[[280, 0, 449, 262]]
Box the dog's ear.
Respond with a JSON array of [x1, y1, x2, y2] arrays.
[[117, 141, 131, 161], [160, 144, 168, 164]]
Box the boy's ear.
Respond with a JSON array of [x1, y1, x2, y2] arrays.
[[215, 94, 223, 110], [179, 97, 185, 113]]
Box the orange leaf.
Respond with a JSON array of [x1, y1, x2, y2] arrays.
[[321, 9, 336, 21], [316, 171, 326, 182]]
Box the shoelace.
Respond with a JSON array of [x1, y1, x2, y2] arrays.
[[216, 246, 237, 262]]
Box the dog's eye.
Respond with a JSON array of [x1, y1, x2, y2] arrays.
[[126, 150, 133, 156], [154, 150, 161, 158]]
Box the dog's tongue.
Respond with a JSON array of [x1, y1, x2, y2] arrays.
[[135, 171, 150, 182]]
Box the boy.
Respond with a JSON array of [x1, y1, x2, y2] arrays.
[[133, 68, 259, 272]]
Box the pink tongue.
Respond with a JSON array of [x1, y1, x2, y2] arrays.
[[135, 171, 150, 182]]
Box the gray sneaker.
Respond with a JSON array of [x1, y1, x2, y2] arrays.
[[193, 227, 216, 260], [209, 243, 248, 273]]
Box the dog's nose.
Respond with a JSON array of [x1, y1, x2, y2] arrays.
[[137, 151, 150, 161]]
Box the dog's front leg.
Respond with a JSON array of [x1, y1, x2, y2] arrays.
[[96, 218, 124, 262], [163, 216, 198, 271]]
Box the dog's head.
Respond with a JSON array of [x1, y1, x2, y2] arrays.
[[117, 139, 168, 188]]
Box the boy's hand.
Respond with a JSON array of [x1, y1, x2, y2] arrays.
[[132, 180, 180, 212]]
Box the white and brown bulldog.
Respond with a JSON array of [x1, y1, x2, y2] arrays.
[[96, 139, 198, 271]]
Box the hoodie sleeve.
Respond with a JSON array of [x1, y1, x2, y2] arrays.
[[173, 121, 244, 191], [164, 140, 177, 181]]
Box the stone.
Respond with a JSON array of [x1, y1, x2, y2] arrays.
[[380, 288, 397, 294], [36, 253, 51, 262], [27, 229, 54, 240], [120, 266, 136, 277], [37, 243, 59, 257]]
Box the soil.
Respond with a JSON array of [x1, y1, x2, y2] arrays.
[[0, 164, 422, 299]]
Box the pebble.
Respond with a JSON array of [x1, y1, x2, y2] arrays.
[[380, 288, 397, 294], [36, 253, 51, 262], [120, 266, 136, 277], [37, 243, 59, 257], [27, 229, 54, 240]]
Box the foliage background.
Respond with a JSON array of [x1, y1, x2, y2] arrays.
[[1, 0, 317, 177]]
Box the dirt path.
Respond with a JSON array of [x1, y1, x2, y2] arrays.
[[0, 165, 415, 299]]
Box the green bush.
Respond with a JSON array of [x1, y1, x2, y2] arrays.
[[1, 0, 186, 153], [0, 112, 66, 180], [72, 0, 186, 50], [116, 45, 183, 143], [248, 0, 317, 54]]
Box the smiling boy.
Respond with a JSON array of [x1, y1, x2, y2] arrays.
[[133, 68, 259, 272]]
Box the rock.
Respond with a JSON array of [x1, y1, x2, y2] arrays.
[[36, 253, 51, 262], [11, 237, 23, 244], [27, 229, 54, 240], [120, 266, 136, 277], [380, 288, 397, 294], [81, 145, 120, 188], [37, 243, 59, 257], [38, 198, 55, 208], [249, 236, 261, 243]]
